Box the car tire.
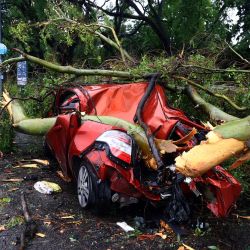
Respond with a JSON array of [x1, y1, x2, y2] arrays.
[[76, 160, 112, 212], [77, 162, 97, 208]]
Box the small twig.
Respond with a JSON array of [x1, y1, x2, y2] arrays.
[[20, 192, 37, 250], [225, 40, 250, 65], [21, 193, 32, 223]]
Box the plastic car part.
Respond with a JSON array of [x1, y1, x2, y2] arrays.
[[96, 130, 133, 165], [190, 165, 242, 217], [165, 181, 190, 223]]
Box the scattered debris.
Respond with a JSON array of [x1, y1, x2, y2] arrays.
[[69, 236, 78, 242], [2, 178, 23, 182], [160, 220, 174, 234], [61, 215, 75, 219], [155, 232, 167, 239], [56, 171, 71, 182], [18, 159, 49, 166], [232, 214, 250, 220], [182, 243, 195, 250], [0, 225, 6, 232], [137, 234, 157, 240], [23, 175, 39, 181], [6, 216, 24, 229], [34, 181, 62, 194], [207, 246, 220, 250], [43, 220, 52, 226], [8, 187, 19, 192], [0, 197, 11, 203], [229, 150, 250, 170], [116, 222, 135, 232], [178, 243, 195, 250], [133, 216, 145, 229], [14, 163, 40, 169], [65, 220, 82, 226], [20, 192, 37, 250], [36, 232, 46, 238]]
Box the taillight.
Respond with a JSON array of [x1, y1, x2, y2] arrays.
[[96, 130, 133, 165]]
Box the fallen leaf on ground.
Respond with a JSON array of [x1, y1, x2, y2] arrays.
[[182, 243, 195, 250], [207, 246, 220, 250], [6, 216, 24, 229], [69, 237, 77, 242], [56, 171, 71, 182], [19, 159, 49, 166], [178, 247, 185, 250], [0, 225, 6, 232], [160, 220, 174, 233], [44, 221, 52, 226], [61, 215, 75, 219], [232, 214, 250, 220], [36, 233, 46, 238], [137, 234, 157, 240], [65, 221, 82, 225], [0, 197, 11, 204], [2, 178, 23, 182], [155, 232, 167, 239], [8, 188, 19, 192], [14, 163, 39, 169]]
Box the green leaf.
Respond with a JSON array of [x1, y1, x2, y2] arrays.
[[0, 197, 11, 203]]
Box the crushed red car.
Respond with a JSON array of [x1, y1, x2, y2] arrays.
[[45, 75, 241, 223]]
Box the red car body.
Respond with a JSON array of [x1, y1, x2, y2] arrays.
[[45, 81, 241, 221]]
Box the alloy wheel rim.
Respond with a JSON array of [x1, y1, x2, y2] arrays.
[[77, 166, 90, 207]]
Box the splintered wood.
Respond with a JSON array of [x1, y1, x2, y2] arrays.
[[175, 130, 247, 177]]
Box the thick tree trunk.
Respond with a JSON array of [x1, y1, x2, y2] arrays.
[[175, 117, 250, 177]]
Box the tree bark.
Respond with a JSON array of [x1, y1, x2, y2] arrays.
[[12, 49, 138, 79], [185, 85, 238, 121]]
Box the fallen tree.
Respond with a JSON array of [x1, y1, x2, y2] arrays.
[[1, 89, 249, 177], [0, 42, 249, 175]]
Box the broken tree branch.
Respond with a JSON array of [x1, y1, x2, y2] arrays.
[[173, 75, 247, 111], [185, 85, 238, 122], [0, 57, 25, 69], [20, 192, 37, 250], [225, 40, 250, 66], [12, 49, 137, 78], [181, 64, 250, 74]]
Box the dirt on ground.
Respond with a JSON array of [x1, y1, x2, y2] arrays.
[[0, 145, 250, 250]]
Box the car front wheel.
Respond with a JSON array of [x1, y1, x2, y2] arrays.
[[77, 163, 96, 208]]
